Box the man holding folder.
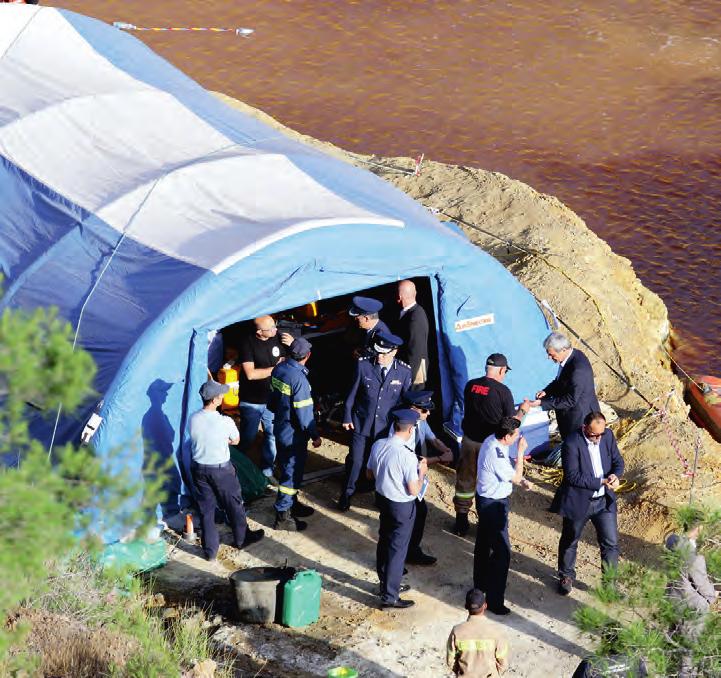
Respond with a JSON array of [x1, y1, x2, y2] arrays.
[[474, 417, 532, 615]]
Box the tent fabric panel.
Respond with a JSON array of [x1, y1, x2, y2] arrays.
[[94, 152, 403, 272], [93, 223, 555, 519], [59, 8, 278, 146]]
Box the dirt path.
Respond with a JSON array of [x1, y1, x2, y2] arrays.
[[154, 437, 665, 677]]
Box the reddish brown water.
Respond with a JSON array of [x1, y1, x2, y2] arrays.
[[47, 1, 721, 375]]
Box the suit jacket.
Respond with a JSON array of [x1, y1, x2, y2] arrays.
[[540, 348, 600, 439], [395, 304, 429, 379], [343, 357, 412, 438], [550, 428, 624, 520]]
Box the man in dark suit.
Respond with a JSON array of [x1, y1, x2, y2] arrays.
[[394, 280, 429, 390], [532, 332, 600, 439], [551, 411, 624, 595]]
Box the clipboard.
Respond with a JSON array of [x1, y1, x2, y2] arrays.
[[417, 475, 429, 501]]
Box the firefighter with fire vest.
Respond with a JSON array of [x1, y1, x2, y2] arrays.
[[268, 337, 321, 531], [454, 354, 530, 536]]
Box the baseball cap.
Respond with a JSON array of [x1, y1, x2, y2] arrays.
[[486, 353, 511, 370], [199, 380, 229, 401], [290, 337, 312, 359], [465, 588, 486, 612]]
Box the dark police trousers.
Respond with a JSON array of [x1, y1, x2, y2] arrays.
[[558, 495, 619, 580], [376, 493, 416, 603], [474, 495, 511, 610], [192, 461, 248, 559], [274, 432, 309, 513], [407, 497, 428, 558], [343, 431, 374, 496]]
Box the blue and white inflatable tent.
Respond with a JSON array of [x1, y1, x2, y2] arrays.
[[0, 6, 554, 534]]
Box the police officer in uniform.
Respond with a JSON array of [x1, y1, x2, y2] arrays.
[[268, 337, 322, 531], [474, 417, 532, 615], [394, 391, 453, 566], [367, 408, 428, 609], [189, 380, 265, 560], [347, 296, 390, 358], [338, 330, 412, 511]]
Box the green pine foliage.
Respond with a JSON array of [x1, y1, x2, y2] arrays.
[[0, 296, 230, 675], [574, 506, 721, 677]]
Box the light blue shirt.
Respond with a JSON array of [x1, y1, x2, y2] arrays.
[[476, 434, 515, 499], [368, 435, 419, 503], [387, 419, 436, 452], [584, 434, 605, 498], [189, 409, 239, 465]]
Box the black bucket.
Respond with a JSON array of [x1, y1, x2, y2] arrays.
[[229, 566, 296, 623]]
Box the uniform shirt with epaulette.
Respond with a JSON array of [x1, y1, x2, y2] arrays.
[[446, 614, 509, 677], [476, 435, 515, 500], [343, 356, 412, 438]]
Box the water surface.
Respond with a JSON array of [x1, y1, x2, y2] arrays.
[[45, 0, 721, 375]]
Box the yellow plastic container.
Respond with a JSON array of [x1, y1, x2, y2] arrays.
[[217, 363, 239, 410]]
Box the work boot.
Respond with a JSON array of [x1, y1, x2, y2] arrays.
[[380, 598, 415, 609], [405, 549, 437, 566], [291, 499, 315, 518], [337, 494, 351, 512], [453, 513, 469, 537], [558, 576, 573, 596], [274, 510, 307, 532], [487, 604, 511, 616], [239, 528, 265, 549]]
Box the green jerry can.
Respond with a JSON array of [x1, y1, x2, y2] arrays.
[[282, 569, 322, 627]]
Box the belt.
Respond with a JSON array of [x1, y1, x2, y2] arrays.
[[192, 460, 232, 469]]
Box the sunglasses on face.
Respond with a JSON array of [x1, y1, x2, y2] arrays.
[[585, 430, 603, 440]]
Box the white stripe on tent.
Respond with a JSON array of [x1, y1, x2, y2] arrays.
[[211, 217, 404, 274], [0, 6, 403, 272], [95, 152, 403, 272]]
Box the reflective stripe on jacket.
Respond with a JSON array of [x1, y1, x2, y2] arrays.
[[446, 615, 509, 677], [268, 358, 318, 446]]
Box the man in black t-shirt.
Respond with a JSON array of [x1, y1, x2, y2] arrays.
[[453, 353, 530, 536], [237, 315, 293, 481]]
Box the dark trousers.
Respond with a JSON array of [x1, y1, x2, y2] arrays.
[[274, 433, 309, 513], [192, 462, 248, 559], [407, 497, 428, 557], [474, 495, 511, 609], [558, 495, 619, 580], [343, 431, 373, 497], [376, 494, 416, 603]]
